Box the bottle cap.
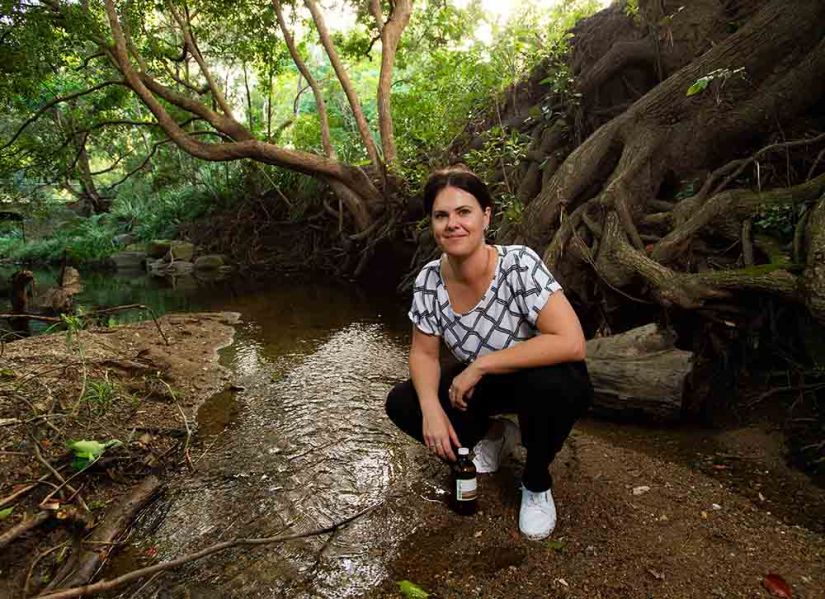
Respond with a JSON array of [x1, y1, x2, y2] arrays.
[[458, 447, 469, 456]]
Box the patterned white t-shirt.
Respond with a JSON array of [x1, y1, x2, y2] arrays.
[[408, 244, 562, 363]]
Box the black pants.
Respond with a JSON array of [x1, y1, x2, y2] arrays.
[[385, 360, 593, 492]]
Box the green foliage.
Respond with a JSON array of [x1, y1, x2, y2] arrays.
[[753, 203, 798, 241], [66, 438, 122, 471], [0, 0, 603, 258], [0, 506, 14, 520], [82, 375, 116, 415], [60, 313, 85, 349]]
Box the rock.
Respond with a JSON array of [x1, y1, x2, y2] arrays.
[[146, 258, 166, 273], [194, 255, 225, 270], [632, 485, 651, 496], [167, 261, 194, 276], [124, 242, 145, 252], [147, 240, 171, 258], [113, 233, 135, 246], [167, 241, 195, 262], [147, 259, 194, 277], [110, 251, 147, 270]]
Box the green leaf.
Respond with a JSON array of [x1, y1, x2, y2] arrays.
[[67, 439, 121, 470], [545, 539, 565, 552], [397, 580, 429, 599], [0, 506, 14, 520], [0, 368, 16, 380], [686, 77, 709, 96]]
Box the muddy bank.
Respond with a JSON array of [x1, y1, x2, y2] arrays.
[[0, 312, 239, 597]]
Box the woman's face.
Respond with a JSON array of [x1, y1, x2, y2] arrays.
[[431, 185, 491, 257]]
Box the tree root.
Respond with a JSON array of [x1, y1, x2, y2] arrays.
[[43, 475, 163, 593]]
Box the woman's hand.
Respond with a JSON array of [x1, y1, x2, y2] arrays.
[[422, 405, 460, 461], [449, 362, 483, 411]]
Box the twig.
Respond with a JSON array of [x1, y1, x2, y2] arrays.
[[0, 305, 169, 346], [25, 541, 69, 596], [746, 382, 825, 408], [160, 381, 193, 472], [34, 501, 381, 599], [0, 473, 56, 508], [194, 430, 224, 464], [31, 439, 89, 512], [40, 457, 102, 508]]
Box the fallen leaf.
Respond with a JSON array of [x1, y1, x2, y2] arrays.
[[632, 485, 651, 496], [545, 539, 565, 553], [762, 573, 792, 598], [397, 580, 429, 598], [145, 546, 158, 558], [0, 507, 14, 520], [648, 568, 665, 581]]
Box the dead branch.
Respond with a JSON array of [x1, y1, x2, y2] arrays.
[[0, 510, 51, 550], [45, 476, 163, 592], [32, 440, 89, 513], [35, 500, 381, 599]]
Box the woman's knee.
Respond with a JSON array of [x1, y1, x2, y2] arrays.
[[385, 381, 416, 426], [521, 361, 593, 405]]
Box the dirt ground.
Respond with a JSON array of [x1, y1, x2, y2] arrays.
[[0, 313, 238, 597], [368, 428, 825, 599]]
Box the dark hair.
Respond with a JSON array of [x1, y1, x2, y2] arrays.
[[422, 165, 494, 215]]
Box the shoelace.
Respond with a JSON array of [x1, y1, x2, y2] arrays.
[[524, 490, 549, 506]]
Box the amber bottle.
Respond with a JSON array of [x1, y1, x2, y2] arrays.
[[453, 447, 477, 515]]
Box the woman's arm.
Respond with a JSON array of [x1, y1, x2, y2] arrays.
[[476, 291, 585, 375], [448, 292, 586, 410], [409, 326, 460, 460]]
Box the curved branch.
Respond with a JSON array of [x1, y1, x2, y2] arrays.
[[304, 0, 381, 168], [372, 0, 411, 164], [674, 131, 825, 221], [273, 0, 335, 158], [0, 81, 123, 152], [652, 171, 825, 263], [166, 1, 234, 117]]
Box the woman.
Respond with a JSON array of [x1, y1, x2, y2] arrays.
[[385, 165, 593, 540]]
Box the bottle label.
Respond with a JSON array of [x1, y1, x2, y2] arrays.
[[456, 477, 477, 501]]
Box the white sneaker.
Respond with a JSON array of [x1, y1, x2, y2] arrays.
[[472, 419, 519, 474], [519, 486, 557, 540]]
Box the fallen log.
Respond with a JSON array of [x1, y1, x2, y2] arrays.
[[585, 323, 693, 421], [44, 475, 163, 592]]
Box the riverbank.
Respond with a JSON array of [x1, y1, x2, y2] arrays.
[[0, 312, 239, 596]]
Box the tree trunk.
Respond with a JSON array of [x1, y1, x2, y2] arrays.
[[586, 324, 693, 420]]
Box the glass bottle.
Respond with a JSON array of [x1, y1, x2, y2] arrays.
[[453, 447, 477, 515]]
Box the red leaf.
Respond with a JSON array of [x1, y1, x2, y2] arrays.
[[762, 573, 792, 598]]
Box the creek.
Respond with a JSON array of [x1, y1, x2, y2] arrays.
[[1, 266, 823, 597]]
